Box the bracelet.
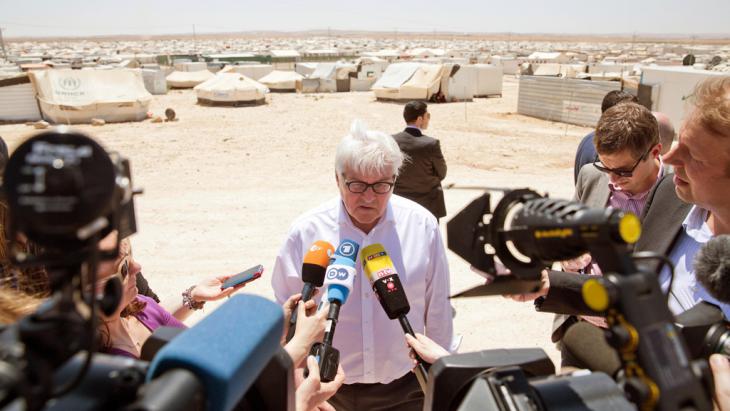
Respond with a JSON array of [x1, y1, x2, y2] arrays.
[[182, 286, 205, 310]]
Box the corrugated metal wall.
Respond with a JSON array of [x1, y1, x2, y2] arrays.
[[0, 83, 41, 122], [517, 76, 621, 127]]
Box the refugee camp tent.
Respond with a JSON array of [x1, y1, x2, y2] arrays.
[[29, 69, 152, 124], [194, 73, 269, 106], [473, 64, 503, 97], [258, 71, 303, 92], [220, 64, 273, 80], [295, 62, 318, 77], [0, 73, 42, 122], [166, 70, 214, 88], [371, 63, 422, 100]]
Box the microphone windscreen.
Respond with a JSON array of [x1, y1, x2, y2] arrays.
[[302, 240, 335, 285], [561, 321, 621, 376], [695, 235, 730, 304], [147, 295, 283, 411], [324, 239, 360, 303]]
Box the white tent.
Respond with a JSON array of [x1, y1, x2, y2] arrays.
[[140, 69, 167, 95], [373, 63, 447, 101], [194, 73, 269, 106], [220, 64, 273, 81], [0, 73, 42, 122], [440, 65, 477, 102], [258, 71, 303, 92], [29, 69, 151, 124], [166, 70, 215, 88]]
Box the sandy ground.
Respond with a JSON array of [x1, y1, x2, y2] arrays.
[[0, 76, 591, 367]]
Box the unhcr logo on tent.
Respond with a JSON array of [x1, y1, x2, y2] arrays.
[[57, 77, 81, 91]]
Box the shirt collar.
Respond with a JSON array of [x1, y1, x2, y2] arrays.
[[682, 205, 713, 243], [405, 125, 421, 131]]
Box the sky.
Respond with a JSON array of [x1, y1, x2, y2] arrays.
[[0, 0, 728, 38]]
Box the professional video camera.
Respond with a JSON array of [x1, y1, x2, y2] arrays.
[[0, 129, 294, 411], [432, 189, 714, 411]]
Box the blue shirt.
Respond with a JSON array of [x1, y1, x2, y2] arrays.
[[659, 206, 730, 317]]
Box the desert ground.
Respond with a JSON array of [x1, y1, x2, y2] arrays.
[[0, 76, 592, 367]]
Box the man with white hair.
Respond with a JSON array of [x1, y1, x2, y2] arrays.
[[272, 121, 454, 410]]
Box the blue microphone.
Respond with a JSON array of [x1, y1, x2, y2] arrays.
[[147, 295, 283, 411]]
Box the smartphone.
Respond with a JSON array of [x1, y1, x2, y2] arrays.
[[221, 264, 264, 289]]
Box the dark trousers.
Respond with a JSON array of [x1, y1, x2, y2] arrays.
[[328, 372, 423, 411]]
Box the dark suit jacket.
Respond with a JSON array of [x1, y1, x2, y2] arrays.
[[538, 173, 691, 320], [392, 127, 447, 218]]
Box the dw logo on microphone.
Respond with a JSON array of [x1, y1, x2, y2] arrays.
[[327, 267, 350, 281]]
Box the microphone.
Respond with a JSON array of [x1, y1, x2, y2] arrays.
[[286, 240, 335, 343], [147, 294, 283, 411], [362, 243, 429, 392], [694, 235, 730, 303], [307, 239, 359, 382]]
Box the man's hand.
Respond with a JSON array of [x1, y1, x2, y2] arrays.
[[295, 356, 345, 411], [503, 269, 550, 302], [405, 333, 449, 364], [711, 354, 730, 411], [560, 253, 592, 273]]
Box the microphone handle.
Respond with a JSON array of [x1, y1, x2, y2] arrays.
[[322, 300, 341, 346], [285, 282, 316, 343], [398, 315, 429, 393]]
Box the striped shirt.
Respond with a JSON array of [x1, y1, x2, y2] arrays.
[[607, 160, 665, 217]]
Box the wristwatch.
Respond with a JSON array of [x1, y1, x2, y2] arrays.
[[182, 286, 205, 310]]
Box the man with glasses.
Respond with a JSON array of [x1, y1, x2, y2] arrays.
[[392, 101, 448, 221], [272, 120, 454, 411], [552, 102, 665, 371]]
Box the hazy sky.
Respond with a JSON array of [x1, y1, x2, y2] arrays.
[[1, 0, 728, 38]]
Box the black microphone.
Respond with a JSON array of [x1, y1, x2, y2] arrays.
[[362, 243, 429, 393], [286, 240, 335, 343], [694, 235, 730, 304]]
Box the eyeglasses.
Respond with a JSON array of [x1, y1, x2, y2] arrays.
[[344, 180, 395, 194], [592, 146, 652, 178]]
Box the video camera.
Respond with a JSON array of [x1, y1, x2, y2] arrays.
[[436, 189, 714, 411], [0, 129, 295, 411]]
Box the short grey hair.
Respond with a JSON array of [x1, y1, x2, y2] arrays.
[[335, 120, 405, 178]]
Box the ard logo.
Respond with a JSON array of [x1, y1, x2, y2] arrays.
[[338, 242, 355, 257], [58, 77, 81, 91]]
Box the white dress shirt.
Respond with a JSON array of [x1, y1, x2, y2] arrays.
[[271, 195, 454, 384]]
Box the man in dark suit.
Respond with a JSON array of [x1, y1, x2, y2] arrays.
[[392, 101, 447, 220], [508, 76, 730, 375]]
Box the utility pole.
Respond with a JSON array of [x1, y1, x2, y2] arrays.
[[0, 27, 8, 61]]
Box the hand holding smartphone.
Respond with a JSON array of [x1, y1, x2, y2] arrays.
[[221, 264, 264, 289]]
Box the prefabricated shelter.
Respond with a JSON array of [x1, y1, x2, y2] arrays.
[[220, 64, 273, 81], [517, 76, 622, 127], [270, 50, 300, 71], [639, 66, 728, 128], [473, 64, 503, 97], [29, 69, 152, 124], [166, 70, 215, 88], [140, 69, 168, 95], [0, 73, 42, 122], [295, 62, 318, 77], [173, 61, 208, 72], [258, 70, 303, 92], [440, 65, 477, 102], [194, 73, 269, 106], [489, 56, 519, 75]]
